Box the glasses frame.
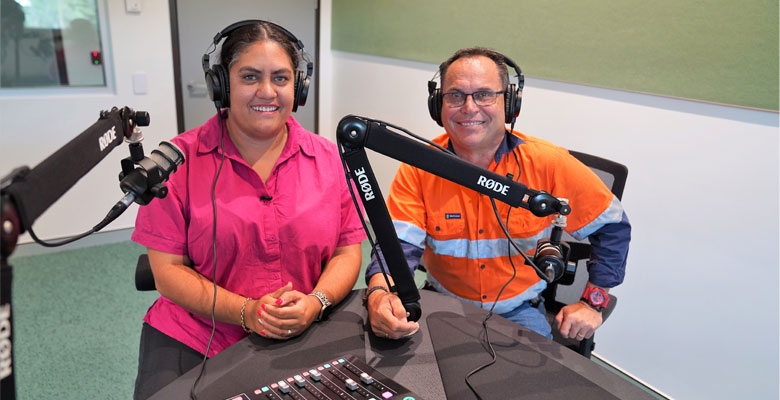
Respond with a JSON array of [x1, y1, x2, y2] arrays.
[[442, 89, 505, 108]]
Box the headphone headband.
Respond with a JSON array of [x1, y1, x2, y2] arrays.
[[427, 51, 524, 126], [201, 20, 311, 74], [202, 19, 313, 111]]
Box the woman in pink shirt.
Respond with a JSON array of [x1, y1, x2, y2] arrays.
[[131, 20, 365, 398]]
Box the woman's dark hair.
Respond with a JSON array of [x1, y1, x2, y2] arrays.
[[219, 22, 299, 71], [439, 47, 509, 89]]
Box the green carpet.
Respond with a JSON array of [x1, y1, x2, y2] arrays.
[[10, 241, 156, 398]]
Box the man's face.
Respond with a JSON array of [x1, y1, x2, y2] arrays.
[[440, 56, 506, 156]]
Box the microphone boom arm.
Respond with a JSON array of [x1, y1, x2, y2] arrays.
[[0, 106, 151, 400], [1, 106, 148, 239], [337, 115, 571, 323]]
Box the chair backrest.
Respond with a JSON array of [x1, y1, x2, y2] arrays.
[[568, 150, 628, 200], [135, 254, 155, 291], [558, 150, 629, 266]]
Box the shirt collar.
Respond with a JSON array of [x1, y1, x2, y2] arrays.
[[446, 130, 525, 163], [196, 111, 315, 161]]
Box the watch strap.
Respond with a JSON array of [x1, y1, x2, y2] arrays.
[[309, 291, 331, 321]]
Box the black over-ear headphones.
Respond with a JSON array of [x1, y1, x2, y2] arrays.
[[427, 53, 524, 127], [201, 19, 313, 111]]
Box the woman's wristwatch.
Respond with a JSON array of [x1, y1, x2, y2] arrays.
[[309, 291, 331, 321]]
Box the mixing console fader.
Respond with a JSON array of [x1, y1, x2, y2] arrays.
[[224, 355, 421, 400]]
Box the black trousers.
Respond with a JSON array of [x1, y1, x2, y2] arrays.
[[134, 323, 207, 399]]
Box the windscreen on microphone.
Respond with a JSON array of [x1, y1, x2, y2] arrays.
[[119, 141, 185, 206]]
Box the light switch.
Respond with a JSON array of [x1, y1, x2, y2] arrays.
[[125, 0, 142, 14], [133, 72, 148, 94]]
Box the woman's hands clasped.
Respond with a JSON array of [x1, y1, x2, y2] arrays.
[[248, 282, 322, 340]]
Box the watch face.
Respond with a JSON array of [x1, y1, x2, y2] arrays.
[[589, 290, 606, 306]]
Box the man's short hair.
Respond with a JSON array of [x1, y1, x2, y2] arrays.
[[439, 47, 510, 90]]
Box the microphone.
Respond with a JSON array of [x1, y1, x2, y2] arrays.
[[119, 141, 185, 206], [534, 239, 566, 282], [530, 221, 574, 284], [93, 141, 184, 231]]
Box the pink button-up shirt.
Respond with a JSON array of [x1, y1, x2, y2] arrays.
[[132, 113, 365, 356]]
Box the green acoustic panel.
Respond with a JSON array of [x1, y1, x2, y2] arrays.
[[333, 0, 779, 111]]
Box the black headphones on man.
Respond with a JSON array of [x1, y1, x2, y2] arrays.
[[201, 19, 313, 111], [427, 52, 524, 127]]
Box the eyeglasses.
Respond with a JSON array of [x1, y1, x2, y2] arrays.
[[442, 90, 504, 107]]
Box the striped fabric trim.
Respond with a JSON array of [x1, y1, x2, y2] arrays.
[[424, 227, 552, 259], [393, 220, 427, 248], [427, 273, 547, 314], [572, 196, 625, 240]]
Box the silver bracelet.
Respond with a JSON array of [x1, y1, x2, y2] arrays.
[[240, 297, 254, 333]]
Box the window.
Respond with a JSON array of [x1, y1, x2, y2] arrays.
[[1, 0, 106, 88]]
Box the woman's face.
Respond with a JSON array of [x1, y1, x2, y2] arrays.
[[226, 40, 295, 141]]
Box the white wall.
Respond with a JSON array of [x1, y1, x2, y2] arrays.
[[318, 4, 780, 398], [0, 0, 178, 245]]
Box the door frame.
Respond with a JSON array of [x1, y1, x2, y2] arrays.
[[167, 0, 320, 135]]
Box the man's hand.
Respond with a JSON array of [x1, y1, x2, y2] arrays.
[[366, 287, 419, 339], [555, 302, 603, 340]]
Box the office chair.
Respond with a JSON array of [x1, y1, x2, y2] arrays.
[[542, 150, 628, 358]]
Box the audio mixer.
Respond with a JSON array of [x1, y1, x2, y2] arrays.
[[223, 355, 421, 400]]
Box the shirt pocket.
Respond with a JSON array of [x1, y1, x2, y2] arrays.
[[427, 212, 468, 241]]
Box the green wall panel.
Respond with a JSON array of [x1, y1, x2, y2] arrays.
[[332, 0, 779, 111]]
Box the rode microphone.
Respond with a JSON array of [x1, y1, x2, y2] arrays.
[[526, 209, 577, 285], [118, 141, 185, 206], [530, 213, 575, 285], [534, 238, 568, 282], [94, 141, 184, 232]]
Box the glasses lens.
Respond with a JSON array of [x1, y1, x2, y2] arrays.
[[442, 92, 466, 106], [442, 91, 501, 107], [473, 91, 499, 105]]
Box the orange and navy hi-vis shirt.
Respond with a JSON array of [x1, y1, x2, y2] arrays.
[[366, 130, 630, 314]]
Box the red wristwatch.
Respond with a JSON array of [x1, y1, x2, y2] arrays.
[[580, 287, 610, 312]]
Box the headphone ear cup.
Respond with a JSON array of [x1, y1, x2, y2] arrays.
[[504, 84, 516, 124], [205, 68, 219, 106], [504, 84, 522, 124], [428, 88, 444, 127], [293, 70, 309, 112], [208, 64, 230, 109], [513, 87, 522, 120]]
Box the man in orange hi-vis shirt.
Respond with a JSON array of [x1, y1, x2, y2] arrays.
[[364, 47, 631, 341]]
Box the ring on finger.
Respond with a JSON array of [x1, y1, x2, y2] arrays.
[[287, 329, 292, 336]]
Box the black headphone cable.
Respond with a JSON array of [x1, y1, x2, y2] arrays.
[[190, 106, 226, 400]]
